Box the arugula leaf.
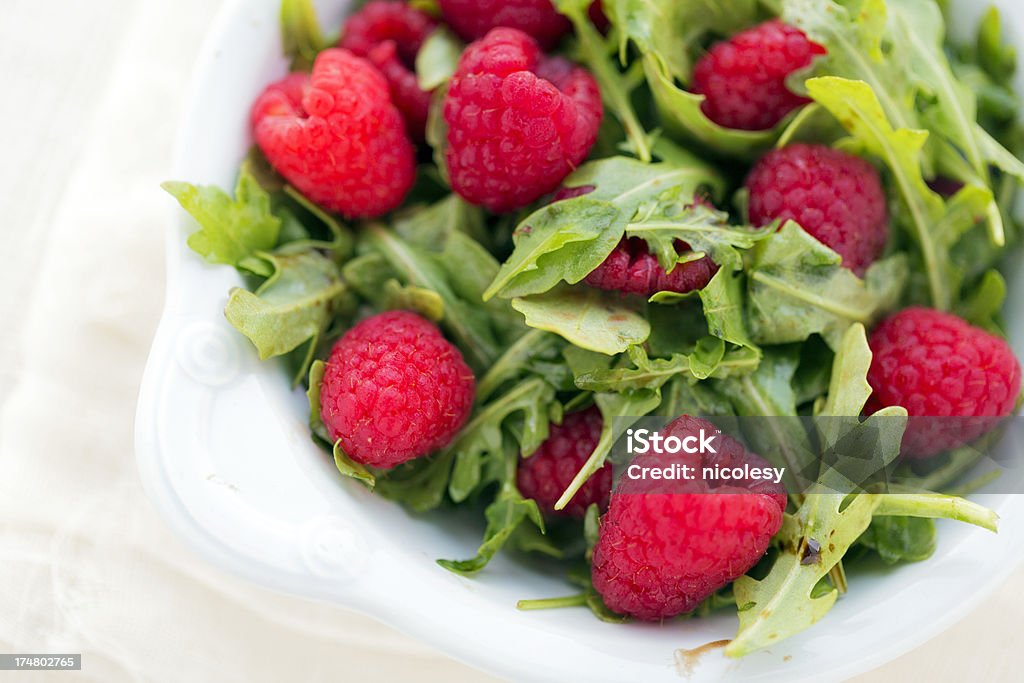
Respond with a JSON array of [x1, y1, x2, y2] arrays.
[[382, 280, 445, 321], [625, 203, 772, 272], [163, 169, 280, 276], [280, 0, 330, 71], [511, 286, 651, 355], [446, 377, 555, 503], [415, 27, 462, 91], [746, 221, 906, 347], [485, 154, 724, 300], [698, 267, 760, 355], [555, 0, 655, 161], [306, 360, 331, 444], [333, 440, 375, 488], [365, 223, 503, 371], [476, 329, 565, 402], [805, 76, 968, 310], [818, 323, 872, 418], [575, 342, 758, 392], [781, 0, 921, 139], [224, 250, 351, 383], [888, 0, 1005, 245], [726, 490, 882, 657], [957, 269, 1006, 332], [374, 451, 455, 513], [857, 516, 936, 564], [439, 442, 547, 575], [659, 377, 735, 417], [555, 348, 661, 511]]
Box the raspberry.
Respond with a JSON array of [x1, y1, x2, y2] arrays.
[[691, 20, 825, 131], [865, 308, 1021, 459], [516, 406, 609, 518], [584, 238, 718, 296], [746, 144, 888, 276], [251, 48, 415, 218], [319, 311, 476, 469], [439, 0, 571, 50], [443, 28, 602, 213], [591, 416, 786, 621], [340, 1, 437, 139]]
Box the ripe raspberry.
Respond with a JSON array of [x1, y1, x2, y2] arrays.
[[516, 406, 609, 518], [339, 0, 438, 139], [443, 28, 602, 213], [691, 20, 825, 131], [439, 0, 571, 50], [319, 311, 476, 469], [592, 416, 787, 621], [746, 144, 888, 276], [251, 48, 415, 218], [584, 238, 718, 296], [865, 308, 1021, 459]]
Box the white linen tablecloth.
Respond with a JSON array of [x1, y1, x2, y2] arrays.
[[0, 1, 1020, 681]]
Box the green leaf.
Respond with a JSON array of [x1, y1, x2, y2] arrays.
[[888, 0, 1005, 245], [333, 440, 375, 488], [382, 280, 445, 321], [415, 27, 462, 91], [280, 0, 329, 71], [375, 451, 455, 512], [819, 323, 872, 418], [163, 169, 280, 275], [625, 203, 772, 272], [438, 482, 545, 575], [306, 360, 331, 444], [511, 286, 651, 355], [556, 0, 655, 161], [976, 6, 1016, 85], [804, 76, 951, 309], [957, 269, 1006, 332], [476, 329, 564, 401], [445, 378, 555, 503], [698, 267, 760, 354], [224, 250, 349, 378], [746, 222, 906, 347], [726, 489, 881, 658], [365, 223, 502, 371], [484, 154, 724, 300], [575, 342, 757, 393], [659, 377, 734, 417], [858, 516, 936, 564], [556, 349, 661, 511], [781, 0, 921, 139]]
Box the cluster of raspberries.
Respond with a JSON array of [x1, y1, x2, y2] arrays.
[[251, 3, 1022, 622]]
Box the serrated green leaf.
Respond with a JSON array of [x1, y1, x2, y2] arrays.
[[858, 516, 936, 564], [163, 169, 280, 275]]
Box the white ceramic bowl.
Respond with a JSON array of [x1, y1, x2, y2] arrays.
[[136, 1, 1024, 680]]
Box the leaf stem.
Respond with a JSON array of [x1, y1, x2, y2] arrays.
[[517, 594, 588, 610], [874, 493, 998, 532]]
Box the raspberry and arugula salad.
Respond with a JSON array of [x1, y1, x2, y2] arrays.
[[165, 0, 1024, 656]]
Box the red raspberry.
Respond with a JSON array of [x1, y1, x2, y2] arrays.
[[691, 20, 825, 131], [865, 308, 1021, 459], [439, 0, 571, 50], [339, 1, 437, 139], [516, 406, 609, 518], [746, 144, 888, 276], [251, 48, 415, 218], [592, 416, 786, 621], [443, 28, 602, 213], [584, 238, 718, 297], [319, 311, 476, 469]]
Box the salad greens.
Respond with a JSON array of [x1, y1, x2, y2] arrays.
[[166, 0, 1024, 658]]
